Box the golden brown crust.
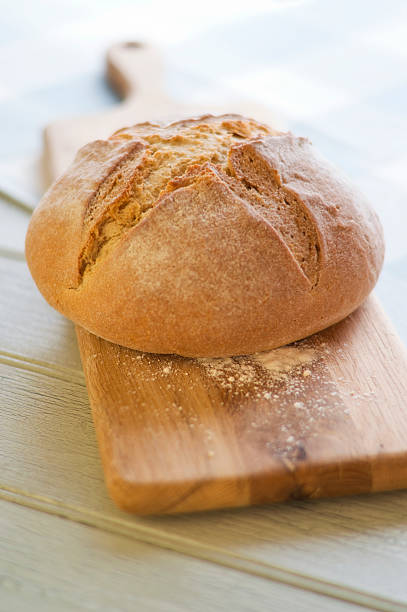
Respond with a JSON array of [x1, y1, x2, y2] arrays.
[[26, 114, 384, 357]]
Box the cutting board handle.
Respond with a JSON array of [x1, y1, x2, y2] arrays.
[[106, 42, 166, 103]]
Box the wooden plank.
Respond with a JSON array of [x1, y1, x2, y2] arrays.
[[42, 40, 407, 516], [0, 197, 30, 258], [5, 250, 407, 517], [76, 298, 407, 514], [0, 256, 82, 375], [1, 361, 407, 610], [2, 500, 366, 612]]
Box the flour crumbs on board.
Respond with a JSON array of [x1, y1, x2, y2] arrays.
[[78, 302, 397, 515], [197, 343, 317, 397], [85, 336, 377, 466], [196, 341, 341, 460], [255, 346, 316, 376], [198, 345, 316, 389]]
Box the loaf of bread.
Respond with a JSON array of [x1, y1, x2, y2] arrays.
[[26, 114, 384, 357]]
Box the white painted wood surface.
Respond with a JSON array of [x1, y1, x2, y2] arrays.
[[0, 499, 369, 612], [0, 199, 29, 259], [0, 255, 82, 373], [1, 249, 407, 611]]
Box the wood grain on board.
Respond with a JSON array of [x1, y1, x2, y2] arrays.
[[76, 298, 407, 514], [43, 41, 407, 515]]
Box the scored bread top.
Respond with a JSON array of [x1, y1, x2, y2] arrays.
[[26, 114, 384, 357], [78, 115, 274, 284]]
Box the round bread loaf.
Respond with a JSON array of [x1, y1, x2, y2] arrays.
[[26, 114, 384, 357]]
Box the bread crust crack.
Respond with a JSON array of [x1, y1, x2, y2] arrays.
[[228, 139, 321, 287], [77, 116, 275, 284]]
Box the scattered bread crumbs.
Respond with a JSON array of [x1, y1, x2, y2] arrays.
[[254, 346, 316, 375], [196, 343, 316, 394], [89, 336, 378, 464]]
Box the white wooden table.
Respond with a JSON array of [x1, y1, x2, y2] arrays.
[[1, 2, 407, 610]]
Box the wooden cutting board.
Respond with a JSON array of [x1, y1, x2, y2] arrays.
[[43, 42, 407, 515]]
